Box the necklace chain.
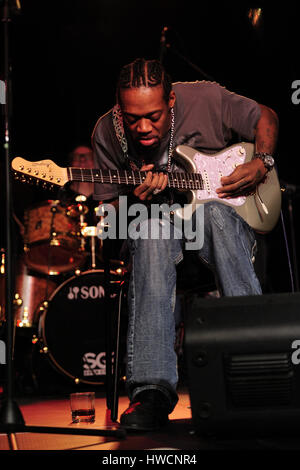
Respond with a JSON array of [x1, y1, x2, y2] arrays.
[[167, 107, 175, 173]]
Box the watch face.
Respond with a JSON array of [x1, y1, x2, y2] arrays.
[[265, 155, 274, 167]]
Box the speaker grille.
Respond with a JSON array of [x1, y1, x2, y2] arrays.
[[225, 353, 294, 407]]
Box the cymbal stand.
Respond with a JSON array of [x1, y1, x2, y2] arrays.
[[81, 226, 98, 269], [0, 1, 125, 448], [74, 195, 89, 253]]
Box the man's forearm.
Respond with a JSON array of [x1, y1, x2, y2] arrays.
[[255, 104, 279, 154]]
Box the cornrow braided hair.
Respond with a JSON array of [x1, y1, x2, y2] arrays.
[[116, 58, 172, 103]]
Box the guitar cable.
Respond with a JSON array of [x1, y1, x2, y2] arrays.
[[280, 209, 295, 293]]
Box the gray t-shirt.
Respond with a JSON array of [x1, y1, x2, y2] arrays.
[[92, 81, 261, 201]]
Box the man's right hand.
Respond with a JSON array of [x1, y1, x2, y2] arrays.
[[133, 164, 168, 201]]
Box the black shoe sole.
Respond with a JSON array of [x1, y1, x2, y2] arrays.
[[120, 418, 169, 433]]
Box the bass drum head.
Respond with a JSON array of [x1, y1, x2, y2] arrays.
[[39, 269, 126, 385]]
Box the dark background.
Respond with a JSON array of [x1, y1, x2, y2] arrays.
[[1, 0, 300, 293]]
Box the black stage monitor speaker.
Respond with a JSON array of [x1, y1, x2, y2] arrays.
[[184, 292, 300, 437]]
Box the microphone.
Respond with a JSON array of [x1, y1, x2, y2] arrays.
[[159, 26, 169, 63]]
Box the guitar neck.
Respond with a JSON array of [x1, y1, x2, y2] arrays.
[[67, 167, 204, 191]]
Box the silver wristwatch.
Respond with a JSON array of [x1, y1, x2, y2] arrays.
[[254, 152, 275, 171]]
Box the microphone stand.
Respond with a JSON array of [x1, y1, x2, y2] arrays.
[[102, 237, 123, 423], [169, 45, 215, 81], [158, 26, 215, 81], [0, 1, 125, 448]]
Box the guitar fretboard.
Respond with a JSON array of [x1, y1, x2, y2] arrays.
[[67, 168, 204, 190]]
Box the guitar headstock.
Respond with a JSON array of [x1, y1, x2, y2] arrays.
[[11, 157, 68, 188]]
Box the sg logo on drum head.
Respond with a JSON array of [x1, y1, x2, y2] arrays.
[[82, 351, 115, 377]]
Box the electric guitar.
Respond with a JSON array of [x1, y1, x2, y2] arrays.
[[11, 142, 282, 233]]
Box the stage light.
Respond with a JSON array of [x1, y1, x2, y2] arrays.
[[248, 7, 262, 27]]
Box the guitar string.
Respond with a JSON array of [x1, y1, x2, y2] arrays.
[[68, 169, 203, 190]]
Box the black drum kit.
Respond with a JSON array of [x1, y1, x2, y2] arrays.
[[1, 195, 128, 391]]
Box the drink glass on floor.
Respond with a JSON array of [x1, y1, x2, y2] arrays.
[[70, 392, 95, 423]]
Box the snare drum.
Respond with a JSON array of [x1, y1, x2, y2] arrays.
[[23, 200, 87, 275], [38, 269, 126, 385]]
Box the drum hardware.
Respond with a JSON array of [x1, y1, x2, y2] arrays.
[[67, 195, 89, 253], [49, 201, 61, 248], [81, 226, 98, 269], [38, 300, 49, 316], [15, 305, 29, 328], [49, 233, 60, 246], [31, 334, 38, 345], [13, 294, 23, 307]]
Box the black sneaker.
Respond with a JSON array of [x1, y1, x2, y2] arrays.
[[120, 390, 170, 431]]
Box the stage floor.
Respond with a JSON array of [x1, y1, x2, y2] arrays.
[[0, 388, 198, 451], [2, 387, 300, 456]]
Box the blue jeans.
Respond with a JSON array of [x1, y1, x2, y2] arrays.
[[126, 202, 262, 412]]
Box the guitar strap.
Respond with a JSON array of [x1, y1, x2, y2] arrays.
[[112, 103, 144, 171]]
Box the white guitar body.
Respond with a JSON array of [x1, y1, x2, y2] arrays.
[[172, 143, 281, 233]]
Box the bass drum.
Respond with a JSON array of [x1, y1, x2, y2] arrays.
[[38, 269, 127, 385]]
